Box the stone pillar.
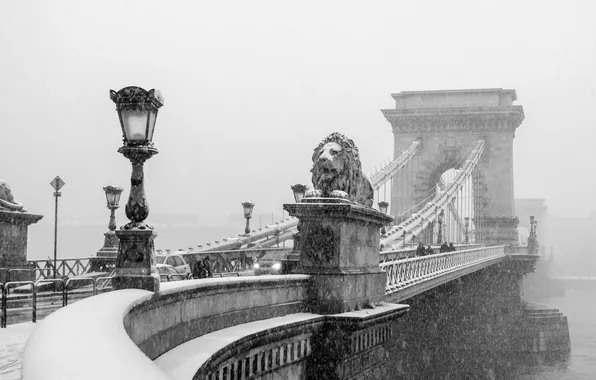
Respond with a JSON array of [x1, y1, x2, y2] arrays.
[[284, 198, 393, 314], [0, 210, 43, 267], [96, 231, 119, 257], [482, 216, 519, 246], [112, 229, 159, 291]]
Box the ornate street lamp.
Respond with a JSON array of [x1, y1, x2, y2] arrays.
[[104, 186, 123, 231], [436, 209, 444, 245], [242, 202, 254, 235], [96, 185, 123, 257], [464, 217, 470, 244], [378, 201, 389, 235], [291, 184, 307, 203], [109, 86, 164, 292]]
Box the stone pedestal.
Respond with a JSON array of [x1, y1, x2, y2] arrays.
[[96, 231, 119, 257], [113, 228, 159, 292], [482, 216, 519, 246], [284, 198, 393, 314], [0, 210, 43, 267]]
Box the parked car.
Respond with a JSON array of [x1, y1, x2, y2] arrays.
[[253, 251, 299, 276], [156, 252, 191, 276], [156, 264, 188, 282]]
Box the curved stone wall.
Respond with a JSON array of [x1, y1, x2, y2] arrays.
[[21, 275, 310, 380], [126, 275, 311, 359]]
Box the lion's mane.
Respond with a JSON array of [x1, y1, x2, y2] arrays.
[[310, 132, 374, 207]]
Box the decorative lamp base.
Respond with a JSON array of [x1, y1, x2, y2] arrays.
[[96, 231, 119, 257], [113, 228, 160, 292], [112, 273, 160, 292]]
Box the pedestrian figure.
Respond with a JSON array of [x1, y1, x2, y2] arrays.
[[416, 242, 426, 256], [439, 242, 449, 253], [448, 242, 456, 252], [426, 245, 434, 255], [191, 259, 204, 279], [203, 256, 212, 278]]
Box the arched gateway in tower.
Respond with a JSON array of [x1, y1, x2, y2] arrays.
[[381, 89, 524, 246]]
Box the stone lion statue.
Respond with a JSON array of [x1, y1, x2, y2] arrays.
[[0, 180, 24, 211], [307, 132, 374, 207]]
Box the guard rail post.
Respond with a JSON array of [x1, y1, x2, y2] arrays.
[[65, 278, 96, 303], [5, 281, 35, 326], [0, 283, 5, 328], [32, 283, 37, 323], [95, 277, 113, 294]]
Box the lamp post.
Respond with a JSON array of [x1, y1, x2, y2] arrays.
[[242, 202, 254, 235], [436, 209, 444, 245], [291, 184, 307, 203], [464, 217, 470, 244], [110, 86, 163, 292], [378, 201, 389, 235], [97, 186, 123, 257]]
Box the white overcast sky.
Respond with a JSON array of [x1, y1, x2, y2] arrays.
[[1, 0, 595, 233]]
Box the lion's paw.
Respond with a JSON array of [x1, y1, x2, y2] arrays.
[[330, 190, 349, 199], [305, 189, 324, 198]]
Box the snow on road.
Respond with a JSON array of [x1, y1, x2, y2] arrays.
[[0, 322, 37, 380]]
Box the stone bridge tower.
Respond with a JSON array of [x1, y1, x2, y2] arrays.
[[381, 89, 524, 246], [0, 180, 43, 267]]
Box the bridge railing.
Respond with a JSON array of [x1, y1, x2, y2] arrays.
[[379, 244, 482, 263], [380, 245, 506, 293], [26, 257, 117, 281]]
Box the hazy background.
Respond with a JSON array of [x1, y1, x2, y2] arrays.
[[1, 0, 595, 260]]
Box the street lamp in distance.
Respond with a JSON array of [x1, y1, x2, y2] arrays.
[[291, 184, 307, 203], [242, 202, 255, 235], [378, 201, 389, 235], [436, 209, 444, 245], [104, 186, 124, 232], [109, 86, 164, 292], [97, 185, 123, 257]]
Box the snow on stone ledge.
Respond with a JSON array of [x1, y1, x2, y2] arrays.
[[20, 275, 311, 380], [21, 289, 171, 380]]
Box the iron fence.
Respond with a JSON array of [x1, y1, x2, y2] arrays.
[[380, 245, 506, 294], [0, 276, 113, 328]]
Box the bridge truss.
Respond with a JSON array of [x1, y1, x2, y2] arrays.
[[176, 138, 488, 258], [380, 140, 485, 251]]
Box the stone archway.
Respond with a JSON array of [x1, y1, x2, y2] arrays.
[[382, 89, 524, 246]]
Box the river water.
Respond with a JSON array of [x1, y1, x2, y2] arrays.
[[515, 285, 596, 380]]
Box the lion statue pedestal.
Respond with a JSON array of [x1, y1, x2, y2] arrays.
[[284, 198, 393, 314]]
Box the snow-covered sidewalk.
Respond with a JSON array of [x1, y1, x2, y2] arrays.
[[0, 322, 37, 380]]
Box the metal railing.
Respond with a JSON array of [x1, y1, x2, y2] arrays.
[[27, 257, 116, 281], [379, 244, 482, 263], [0, 276, 114, 328], [380, 245, 505, 294]]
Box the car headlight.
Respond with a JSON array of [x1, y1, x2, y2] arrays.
[[272, 263, 282, 270], [253, 263, 260, 269]]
